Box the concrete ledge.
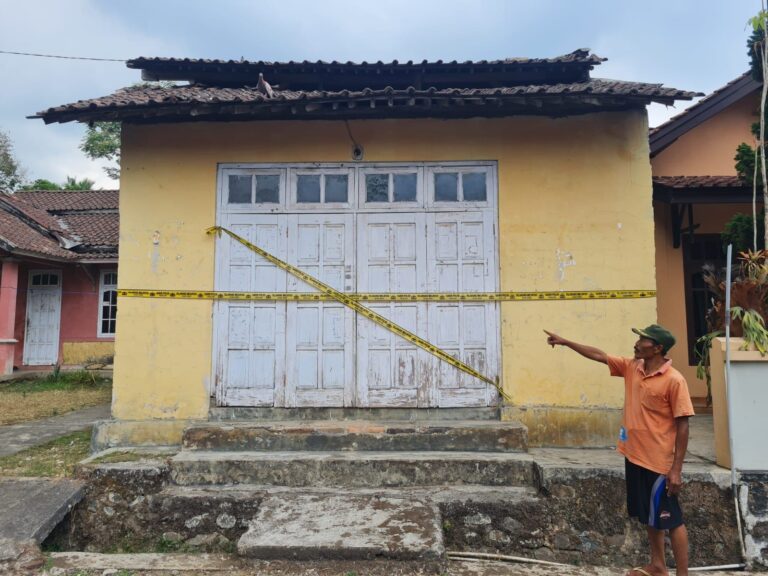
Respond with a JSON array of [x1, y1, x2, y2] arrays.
[[91, 419, 205, 450], [502, 405, 622, 448]]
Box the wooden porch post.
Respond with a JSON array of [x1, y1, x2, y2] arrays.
[[0, 259, 20, 375]]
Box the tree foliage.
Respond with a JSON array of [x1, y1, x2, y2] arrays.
[[80, 122, 120, 180], [722, 213, 766, 253], [0, 129, 24, 192], [62, 176, 96, 190], [20, 179, 60, 190]]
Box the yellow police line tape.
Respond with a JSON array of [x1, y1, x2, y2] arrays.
[[117, 226, 656, 404], [117, 289, 657, 302]]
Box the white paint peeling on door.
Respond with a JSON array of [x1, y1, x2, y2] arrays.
[[213, 162, 500, 408], [23, 270, 62, 365]]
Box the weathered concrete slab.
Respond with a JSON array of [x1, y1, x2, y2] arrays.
[[45, 553, 750, 575], [49, 551, 250, 571], [170, 450, 535, 487], [0, 477, 84, 543], [209, 406, 500, 422], [238, 493, 444, 560], [0, 403, 109, 457], [183, 420, 527, 453]]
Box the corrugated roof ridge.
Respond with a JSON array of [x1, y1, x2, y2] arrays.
[[127, 49, 606, 69]]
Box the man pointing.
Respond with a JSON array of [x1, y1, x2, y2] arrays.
[[544, 325, 694, 576]]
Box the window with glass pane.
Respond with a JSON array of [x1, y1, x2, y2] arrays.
[[366, 174, 389, 202], [228, 175, 252, 204], [434, 172, 458, 201], [297, 175, 321, 203], [393, 173, 417, 202], [462, 173, 487, 201], [99, 271, 118, 336], [325, 174, 348, 203], [255, 175, 280, 203]]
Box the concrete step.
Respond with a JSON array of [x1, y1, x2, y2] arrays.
[[169, 451, 535, 488], [0, 477, 84, 544], [156, 483, 540, 505], [208, 406, 500, 422], [182, 420, 527, 453], [237, 492, 444, 560]]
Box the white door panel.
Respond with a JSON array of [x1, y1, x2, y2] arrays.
[[214, 214, 287, 406], [23, 270, 62, 366], [357, 213, 430, 407], [427, 212, 499, 407], [285, 214, 355, 407]]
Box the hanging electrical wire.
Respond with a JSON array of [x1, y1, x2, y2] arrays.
[[0, 49, 125, 62]]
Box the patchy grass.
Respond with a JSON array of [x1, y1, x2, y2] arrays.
[[0, 429, 91, 477], [0, 370, 111, 425]]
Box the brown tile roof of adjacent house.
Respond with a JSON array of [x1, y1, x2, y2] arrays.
[[652, 175, 750, 189], [34, 50, 699, 124], [0, 190, 119, 261], [14, 189, 118, 212]]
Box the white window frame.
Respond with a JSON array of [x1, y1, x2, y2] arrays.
[[98, 269, 118, 338], [287, 166, 356, 210], [358, 166, 424, 209], [219, 168, 287, 213], [426, 165, 494, 209], [217, 162, 497, 216]]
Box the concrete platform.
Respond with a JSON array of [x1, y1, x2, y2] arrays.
[[170, 450, 535, 487], [209, 406, 500, 422], [0, 477, 84, 543], [237, 493, 444, 560], [46, 552, 749, 575], [182, 420, 528, 453]]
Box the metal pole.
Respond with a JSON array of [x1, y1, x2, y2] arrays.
[[724, 243, 747, 563]]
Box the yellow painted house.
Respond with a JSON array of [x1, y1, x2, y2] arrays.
[[36, 50, 695, 447]]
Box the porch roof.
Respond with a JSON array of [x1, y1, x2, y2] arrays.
[[652, 175, 762, 204]]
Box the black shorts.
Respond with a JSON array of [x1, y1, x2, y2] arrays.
[[625, 458, 684, 530]]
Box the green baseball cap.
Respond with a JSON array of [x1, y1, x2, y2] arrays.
[[632, 324, 676, 351]]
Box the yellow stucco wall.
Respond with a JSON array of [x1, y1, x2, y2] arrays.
[[115, 113, 656, 432], [61, 341, 115, 365], [652, 92, 758, 176]]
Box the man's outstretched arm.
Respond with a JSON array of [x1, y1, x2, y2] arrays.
[[544, 330, 609, 364]]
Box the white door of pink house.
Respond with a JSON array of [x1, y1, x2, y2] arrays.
[[214, 163, 500, 408], [23, 270, 62, 365]]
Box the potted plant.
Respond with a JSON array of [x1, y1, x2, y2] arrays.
[[700, 249, 768, 469]]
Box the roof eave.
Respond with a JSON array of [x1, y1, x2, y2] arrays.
[[34, 92, 694, 125]]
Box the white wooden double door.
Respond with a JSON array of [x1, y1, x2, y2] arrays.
[[215, 211, 499, 408]]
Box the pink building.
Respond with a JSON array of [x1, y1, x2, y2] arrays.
[[0, 190, 119, 374]]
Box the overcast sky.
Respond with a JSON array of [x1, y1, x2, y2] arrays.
[[0, 0, 760, 189]]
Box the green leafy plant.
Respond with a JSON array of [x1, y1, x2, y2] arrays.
[[731, 306, 768, 354], [695, 330, 722, 406], [696, 250, 768, 402]]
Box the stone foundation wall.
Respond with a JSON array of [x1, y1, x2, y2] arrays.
[[47, 459, 747, 569], [45, 460, 258, 553], [442, 472, 741, 567], [740, 473, 768, 568]]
